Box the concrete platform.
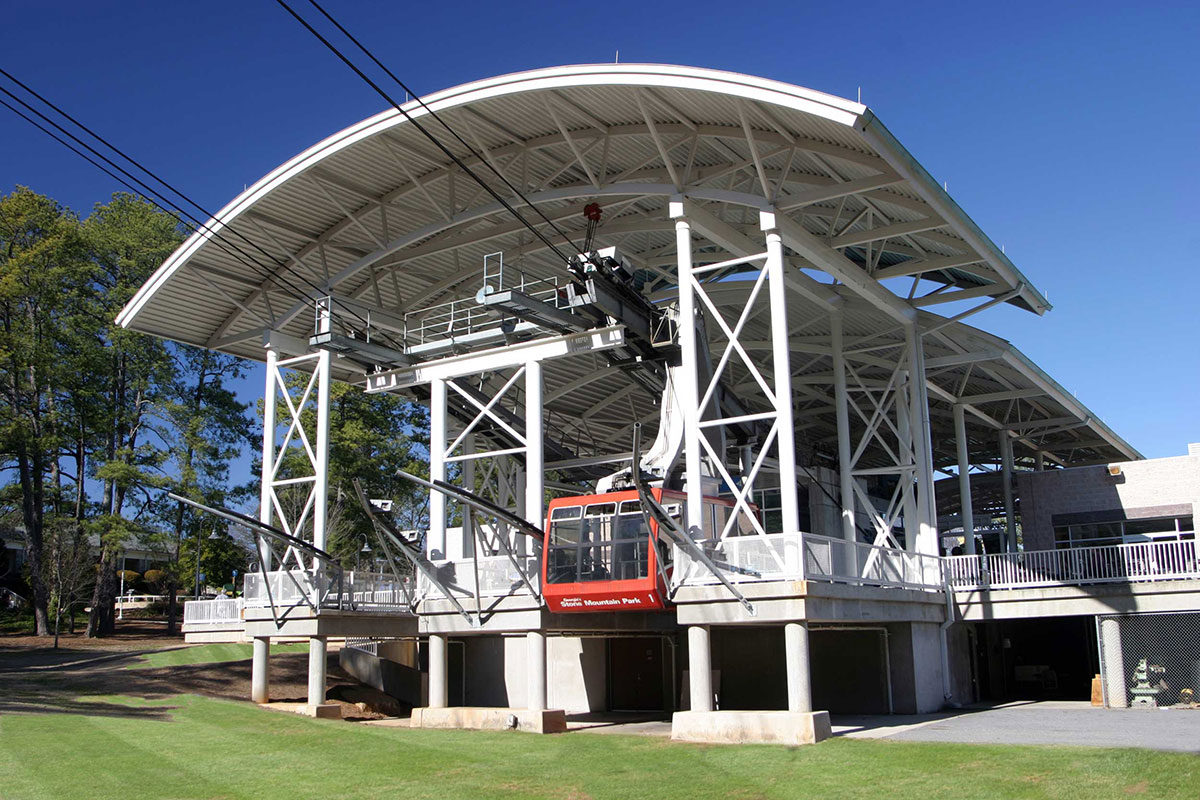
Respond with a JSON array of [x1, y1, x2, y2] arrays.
[[671, 710, 832, 745], [409, 706, 567, 734], [260, 701, 342, 719]]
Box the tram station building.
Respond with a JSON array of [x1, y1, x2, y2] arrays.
[[120, 65, 1199, 744]]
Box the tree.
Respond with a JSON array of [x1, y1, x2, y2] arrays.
[[83, 193, 182, 637], [0, 187, 90, 634], [156, 346, 253, 631], [40, 519, 93, 647]]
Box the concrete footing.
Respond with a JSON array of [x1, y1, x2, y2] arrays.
[[670, 710, 832, 746], [259, 701, 342, 719], [410, 706, 567, 734]]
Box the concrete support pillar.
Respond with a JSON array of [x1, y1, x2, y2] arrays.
[[688, 625, 713, 712], [428, 378, 447, 560], [785, 622, 813, 713], [999, 432, 1016, 553], [831, 310, 856, 545], [307, 636, 327, 706], [1100, 617, 1127, 708], [428, 634, 449, 708], [953, 404, 976, 555], [251, 637, 270, 704], [670, 200, 705, 539], [527, 630, 547, 711]]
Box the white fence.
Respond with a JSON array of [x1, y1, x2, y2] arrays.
[[182, 597, 243, 626], [674, 532, 945, 592], [420, 555, 539, 601], [946, 539, 1200, 590], [243, 569, 413, 613]]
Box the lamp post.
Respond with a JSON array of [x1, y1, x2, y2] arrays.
[[193, 528, 216, 599], [118, 553, 126, 620]]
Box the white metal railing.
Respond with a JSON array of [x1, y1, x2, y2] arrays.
[[182, 597, 244, 626], [803, 533, 945, 590], [419, 555, 540, 601], [243, 569, 413, 613], [673, 532, 944, 592], [946, 539, 1200, 590]]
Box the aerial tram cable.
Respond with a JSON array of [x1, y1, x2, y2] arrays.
[[0, 70, 408, 351], [274, 0, 585, 267], [299, 0, 587, 260]]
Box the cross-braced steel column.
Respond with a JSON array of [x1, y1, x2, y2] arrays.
[[763, 210, 800, 542], [999, 432, 1016, 552], [906, 326, 938, 556], [428, 378, 448, 560], [953, 404, 976, 555], [524, 360, 544, 531], [670, 200, 705, 539], [831, 311, 856, 545]]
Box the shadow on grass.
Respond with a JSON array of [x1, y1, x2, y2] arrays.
[[0, 650, 345, 722]]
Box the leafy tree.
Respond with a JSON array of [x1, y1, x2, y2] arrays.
[[155, 346, 253, 631], [0, 187, 90, 634], [40, 518, 94, 647], [176, 525, 252, 594], [82, 193, 182, 637]]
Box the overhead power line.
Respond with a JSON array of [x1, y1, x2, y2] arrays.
[[0, 69, 406, 350]]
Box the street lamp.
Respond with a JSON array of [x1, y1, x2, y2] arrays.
[[193, 528, 217, 599]]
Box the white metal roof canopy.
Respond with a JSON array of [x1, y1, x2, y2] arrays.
[[116, 64, 1138, 469]]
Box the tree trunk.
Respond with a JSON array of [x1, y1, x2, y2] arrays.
[[16, 442, 50, 635]]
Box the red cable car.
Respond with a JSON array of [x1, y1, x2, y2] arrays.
[[542, 488, 740, 613]]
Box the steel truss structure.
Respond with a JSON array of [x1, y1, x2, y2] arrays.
[[117, 67, 1146, 716]]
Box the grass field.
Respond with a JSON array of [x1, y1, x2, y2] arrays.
[[129, 642, 308, 669], [0, 692, 1197, 800]]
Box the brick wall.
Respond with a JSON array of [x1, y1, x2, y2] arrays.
[[1017, 454, 1200, 550]]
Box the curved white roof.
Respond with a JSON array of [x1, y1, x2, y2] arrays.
[[117, 63, 1137, 468]]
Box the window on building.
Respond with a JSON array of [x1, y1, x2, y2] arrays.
[[1053, 516, 1195, 549]]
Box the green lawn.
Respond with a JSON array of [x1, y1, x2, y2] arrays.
[[129, 642, 307, 669], [0, 694, 1195, 800]]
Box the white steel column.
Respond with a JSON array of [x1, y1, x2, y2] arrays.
[[428, 378, 448, 560], [258, 346, 278, 563], [428, 634, 449, 708], [312, 349, 331, 556], [524, 360, 544, 530], [831, 311, 856, 544], [670, 200, 705, 539], [527, 630, 547, 711], [251, 637, 270, 704], [784, 621, 813, 713], [307, 635, 327, 706], [763, 210, 800, 536], [1000, 432, 1016, 553], [687, 625, 713, 712], [906, 326, 938, 556], [895, 377, 919, 552], [953, 405, 976, 555]]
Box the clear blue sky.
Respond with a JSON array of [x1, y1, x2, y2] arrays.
[[3, 1, 1197, 470]]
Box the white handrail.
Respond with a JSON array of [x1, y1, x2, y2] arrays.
[[946, 539, 1200, 590]]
